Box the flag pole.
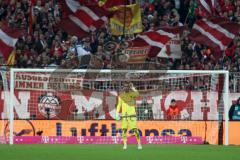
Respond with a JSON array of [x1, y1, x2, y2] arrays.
[[184, 0, 192, 26], [184, 11, 190, 25], [184, 0, 197, 25], [122, 0, 127, 41]]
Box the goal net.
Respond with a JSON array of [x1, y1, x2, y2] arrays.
[[5, 69, 229, 145]]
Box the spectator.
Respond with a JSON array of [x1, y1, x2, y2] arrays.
[[229, 97, 240, 120], [166, 99, 181, 120], [0, 0, 238, 76]]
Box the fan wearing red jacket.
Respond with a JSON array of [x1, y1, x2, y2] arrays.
[[166, 99, 180, 120]]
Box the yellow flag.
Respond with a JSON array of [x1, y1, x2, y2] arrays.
[[110, 4, 142, 35], [98, 0, 125, 11], [98, 0, 107, 7], [7, 50, 16, 66]]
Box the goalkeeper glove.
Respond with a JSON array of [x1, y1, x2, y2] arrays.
[[115, 113, 121, 121]]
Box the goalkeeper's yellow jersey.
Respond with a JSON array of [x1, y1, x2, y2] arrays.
[[116, 90, 139, 116]]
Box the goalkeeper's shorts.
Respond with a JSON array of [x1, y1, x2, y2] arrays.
[[121, 115, 137, 129]]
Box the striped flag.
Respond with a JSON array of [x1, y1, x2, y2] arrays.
[[0, 22, 21, 61], [188, 0, 218, 18], [60, 0, 109, 38], [137, 29, 176, 48], [132, 26, 184, 58], [188, 18, 240, 51], [197, 0, 216, 16]]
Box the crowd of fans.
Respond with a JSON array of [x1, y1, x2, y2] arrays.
[[0, 0, 239, 71]]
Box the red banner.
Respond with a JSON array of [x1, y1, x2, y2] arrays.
[[0, 90, 239, 120], [125, 46, 150, 64], [15, 73, 83, 91]]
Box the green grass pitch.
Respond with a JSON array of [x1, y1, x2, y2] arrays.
[[0, 144, 239, 160]]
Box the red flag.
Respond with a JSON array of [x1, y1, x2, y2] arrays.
[[0, 22, 22, 61], [188, 18, 240, 51], [137, 29, 176, 48], [197, 0, 216, 16], [225, 44, 237, 57], [132, 26, 184, 57], [59, 0, 109, 38]]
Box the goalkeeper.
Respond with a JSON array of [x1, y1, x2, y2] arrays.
[[116, 82, 142, 150]]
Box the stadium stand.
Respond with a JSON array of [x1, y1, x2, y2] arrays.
[[0, 0, 239, 92]]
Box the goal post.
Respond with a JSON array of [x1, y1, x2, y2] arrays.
[[8, 68, 229, 145]]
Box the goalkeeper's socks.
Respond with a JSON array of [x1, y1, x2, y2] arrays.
[[123, 143, 127, 150], [122, 136, 127, 145], [136, 138, 141, 145], [134, 130, 141, 144], [122, 129, 127, 145], [138, 144, 142, 150]]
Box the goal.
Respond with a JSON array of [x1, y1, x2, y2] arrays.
[[5, 69, 229, 145], [0, 70, 9, 144]]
